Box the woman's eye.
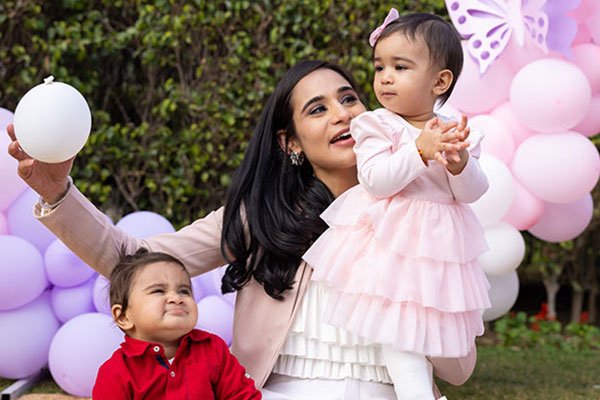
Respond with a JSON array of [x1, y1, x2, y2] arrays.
[[341, 94, 358, 104], [309, 105, 326, 115]]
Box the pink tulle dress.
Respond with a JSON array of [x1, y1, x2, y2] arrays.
[[303, 109, 491, 358]]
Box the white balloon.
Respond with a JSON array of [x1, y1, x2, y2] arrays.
[[483, 271, 519, 322], [478, 222, 525, 276], [13, 76, 91, 163], [469, 154, 515, 227]]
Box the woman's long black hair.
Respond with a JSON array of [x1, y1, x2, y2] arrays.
[[220, 60, 360, 300]]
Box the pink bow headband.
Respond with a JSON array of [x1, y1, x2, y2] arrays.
[[369, 8, 400, 47]]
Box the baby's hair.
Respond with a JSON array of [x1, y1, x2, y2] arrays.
[[109, 248, 189, 313], [375, 12, 463, 105]]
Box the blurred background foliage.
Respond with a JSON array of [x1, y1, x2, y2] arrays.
[[1, 0, 598, 325]]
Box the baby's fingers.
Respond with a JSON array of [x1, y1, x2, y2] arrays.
[[434, 151, 447, 166]]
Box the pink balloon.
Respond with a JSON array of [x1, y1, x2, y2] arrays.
[[501, 36, 546, 73], [572, 44, 600, 93], [0, 292, 61, 379], [573, 23, 592, 45], [448, 42, 512, 114], [571, 0, 600, 24], [585, 6, 600, 45], [510, 59, 591, 133], [0, 211, 7, 234], [470, 114, 515, 164], [490, 102, 536, 146], [573, 95, 600, 137], [195, 295, 234, 346], [512, 133, 600, 203], [502, 180, 545, 230], [50, 278, 96, 323], [528, 194, 594, 242]]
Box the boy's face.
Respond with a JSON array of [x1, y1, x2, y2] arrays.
[[117, 261, 198, 345], [373, 32, 447, 122]]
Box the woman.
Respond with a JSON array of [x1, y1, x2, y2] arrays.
[[7, 60, 472, 398]]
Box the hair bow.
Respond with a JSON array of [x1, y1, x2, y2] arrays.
[[368, 8, 400, 47]]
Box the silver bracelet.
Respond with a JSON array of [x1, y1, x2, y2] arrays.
[[38, 176, 73, 213]]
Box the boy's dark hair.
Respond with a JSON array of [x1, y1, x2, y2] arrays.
[[109, 248, 189, 313], [375, 12, 463, 105]]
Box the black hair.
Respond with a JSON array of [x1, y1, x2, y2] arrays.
[[220, 60, 361, 300], [375, 12, 463, 105]]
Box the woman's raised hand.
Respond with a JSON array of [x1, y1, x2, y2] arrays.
[[416, 117, 469, 166], [6, 123, 74, 203]]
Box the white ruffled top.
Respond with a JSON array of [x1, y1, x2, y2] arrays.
[[272, 281, 392, 384]]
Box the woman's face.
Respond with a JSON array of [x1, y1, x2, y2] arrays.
[[288, 68, 367, 181]]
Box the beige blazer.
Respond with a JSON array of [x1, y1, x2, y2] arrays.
[[36, 186, 477, 390]]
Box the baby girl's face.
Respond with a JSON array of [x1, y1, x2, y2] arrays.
[[373, 32, 441, 123]]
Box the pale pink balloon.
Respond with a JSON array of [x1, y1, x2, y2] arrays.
[[501, 35, 546, 73], [448, 42, 512, 114], [0, 212, 7, 235], [573, 95, 600, 137], [470, 114, 515, 164], [572, 44, 600, 93], [502, 179, 545, 230], [490, 102, 536, 146], [510, 59, 591, 133], [469, 154, 515, 227], [586, 6, 600, 44], [571, 0, 600, 24], [573, 23, 592, 45], [528, 194, 594, 242], [511, 133, 600, 203]]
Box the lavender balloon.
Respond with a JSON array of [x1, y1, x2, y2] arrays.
[[45, 238, 96, 287], [115, 211, 175, 239], [196, 295, 234, 346], [0, 235, 47, 311], [7, 188, 56, 251], [0, 211, 8, 235], [48, 313, 124, 397], [92, 275, 111, 315], [0, 292, 60, 378], [50, 278, 96, 323]]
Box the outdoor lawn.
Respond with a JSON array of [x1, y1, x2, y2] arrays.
[[1, 345, 598, 399]]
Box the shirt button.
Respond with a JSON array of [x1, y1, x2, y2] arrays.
[[153, 346, 160, 352], [245, 373, 250, 379], [170, 371, 176, 378]]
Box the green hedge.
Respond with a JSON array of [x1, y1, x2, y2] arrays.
[[0, 0, 446, 227]]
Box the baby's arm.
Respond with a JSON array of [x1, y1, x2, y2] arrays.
[[212, 336, 261, 399], [354, 113, 466, 199], [92, 361, 131, 400], [445, 119, 489, 203]]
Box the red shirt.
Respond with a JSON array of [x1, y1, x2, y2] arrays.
[[93, 329, 261, 400]]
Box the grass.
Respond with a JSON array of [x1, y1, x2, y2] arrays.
[[2, 346, 599, 398]]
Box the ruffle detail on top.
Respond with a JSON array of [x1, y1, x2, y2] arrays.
[[273, 283, 391, 384]]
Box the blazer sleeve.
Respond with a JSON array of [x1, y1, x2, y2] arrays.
[[352, 112, 428, 199], [35, 185, 226, 278], [212, 336, 262, 400], [430, 345, 477, 386], [446, 129, 489, 204]]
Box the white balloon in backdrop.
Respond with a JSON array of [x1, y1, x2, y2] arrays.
[[478, 222, 525, 276], [483, 271, 520, 322], [13, 76, 91, 163]]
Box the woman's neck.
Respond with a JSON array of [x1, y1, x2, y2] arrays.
[[317, 167, 358, 198]]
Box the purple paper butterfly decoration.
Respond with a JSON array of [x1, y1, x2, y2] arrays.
[[446, 0, 549, 74], [446, 0, 582, 74]]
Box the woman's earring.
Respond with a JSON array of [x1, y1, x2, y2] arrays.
[[290, 150, 305, 166]]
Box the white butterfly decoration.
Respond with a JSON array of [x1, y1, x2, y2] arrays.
[[446, 0, 549, 74]]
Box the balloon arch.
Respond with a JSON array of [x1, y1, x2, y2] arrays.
[[0, 0, 599, 396]]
